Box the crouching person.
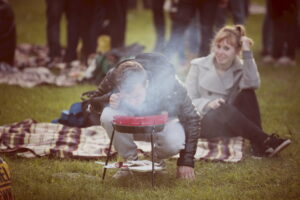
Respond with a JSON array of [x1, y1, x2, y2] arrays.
[[99, 54, 201, 180]]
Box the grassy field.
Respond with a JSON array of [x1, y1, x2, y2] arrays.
[[1, 0, 300, 199]]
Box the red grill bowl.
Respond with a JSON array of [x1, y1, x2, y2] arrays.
[[113, 113, 168, 133]]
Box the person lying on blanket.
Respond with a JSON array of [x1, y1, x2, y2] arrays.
[[185, 24, 291, 158], [93, 54, 201, 180]]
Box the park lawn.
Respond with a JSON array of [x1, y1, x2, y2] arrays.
[[1, 0, 300, 199]]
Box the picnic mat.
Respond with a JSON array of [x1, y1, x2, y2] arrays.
[[0, 43, 145, 88], [0, 119, 244, 162], [0, 63, 78, 88]]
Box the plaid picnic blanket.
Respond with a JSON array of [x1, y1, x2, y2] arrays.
[[0, 119, 244, 162]]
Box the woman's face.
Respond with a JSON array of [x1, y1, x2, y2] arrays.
[[214, 39, 237, 66]]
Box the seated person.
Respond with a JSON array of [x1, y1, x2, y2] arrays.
[[185, 25, 291, 158], [93, 54, 201, 180]]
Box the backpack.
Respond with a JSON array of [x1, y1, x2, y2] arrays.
[[52, 102, 87, 127]]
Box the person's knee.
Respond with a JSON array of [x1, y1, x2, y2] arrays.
[[220, 104, 238, 120], [100, 107, 115, 125], [156, 139, 184, 159], [156, 121, 185, 158], [164, 138, 185, 156], [204, 104, 236, 125], [234, 89, 256, 102], [100, 107, 120, 135]]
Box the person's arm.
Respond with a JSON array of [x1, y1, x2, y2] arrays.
[[185, 60, 212, 115], [97, 68, 116, 95], [176, 83, 202, 180], [86, 69, 116, 114], [239, 36, 261, 89]]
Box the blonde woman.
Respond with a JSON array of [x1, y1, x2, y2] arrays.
[[186, 25, 291, 158]]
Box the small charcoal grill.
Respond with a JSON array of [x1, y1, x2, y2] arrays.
[[102, 113, 168, 186], [112, 113, 168, 133]]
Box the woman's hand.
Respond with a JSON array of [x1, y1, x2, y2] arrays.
[[241, 36, 252, 51], [109, 93, 121, 109], [207, 98, 225, 110]]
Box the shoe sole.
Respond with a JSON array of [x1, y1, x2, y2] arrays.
[[268, 139, 291, 157]]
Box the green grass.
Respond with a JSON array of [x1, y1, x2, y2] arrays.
[[1, 0, 300, 199]]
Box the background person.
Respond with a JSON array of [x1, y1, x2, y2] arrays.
[[0, 0, 16, 66], [164, 0, 222, 63], [78, 0, 106, 63], [151, 0, 166, 52], [269, 0, 298, 66], [260, 0, 274, 64], [106, 0, 128, 49], [214, 0, 247, 31], [45, 0, 81, 64]]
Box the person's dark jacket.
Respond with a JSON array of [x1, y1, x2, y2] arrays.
[[84, 53, 202, 168]]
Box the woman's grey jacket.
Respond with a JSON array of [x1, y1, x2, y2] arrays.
[[186, 51, 260, 116]]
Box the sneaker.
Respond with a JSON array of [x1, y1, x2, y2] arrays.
[[112, 168, 133, 179], [276, 56, 296, 67], [155, 159, 166, 169], [251, 147, 268, 159], [262, 55, 275, 65], [152, 153, 167, 171], [251, 142, 274, 159], [264, 134, 291, 157]]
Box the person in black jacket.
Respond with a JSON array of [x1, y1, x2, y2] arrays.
[[86, 52, 201, 180]]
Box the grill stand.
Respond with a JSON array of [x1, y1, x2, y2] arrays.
[[102, 125, 157, 187], [151, 130, 154, 187], [102, 128, 115, 181]]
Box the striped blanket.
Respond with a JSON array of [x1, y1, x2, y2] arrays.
[[0, 119, 244, 162]]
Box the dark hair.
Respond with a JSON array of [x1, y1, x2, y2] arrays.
[[114, 60, 148, 92]]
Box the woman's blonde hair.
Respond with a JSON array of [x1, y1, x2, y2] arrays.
[[211, 25, 253, 53]]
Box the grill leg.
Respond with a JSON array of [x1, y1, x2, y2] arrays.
[[102, 128, 115, 180], [151, 130, 155, 187]]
